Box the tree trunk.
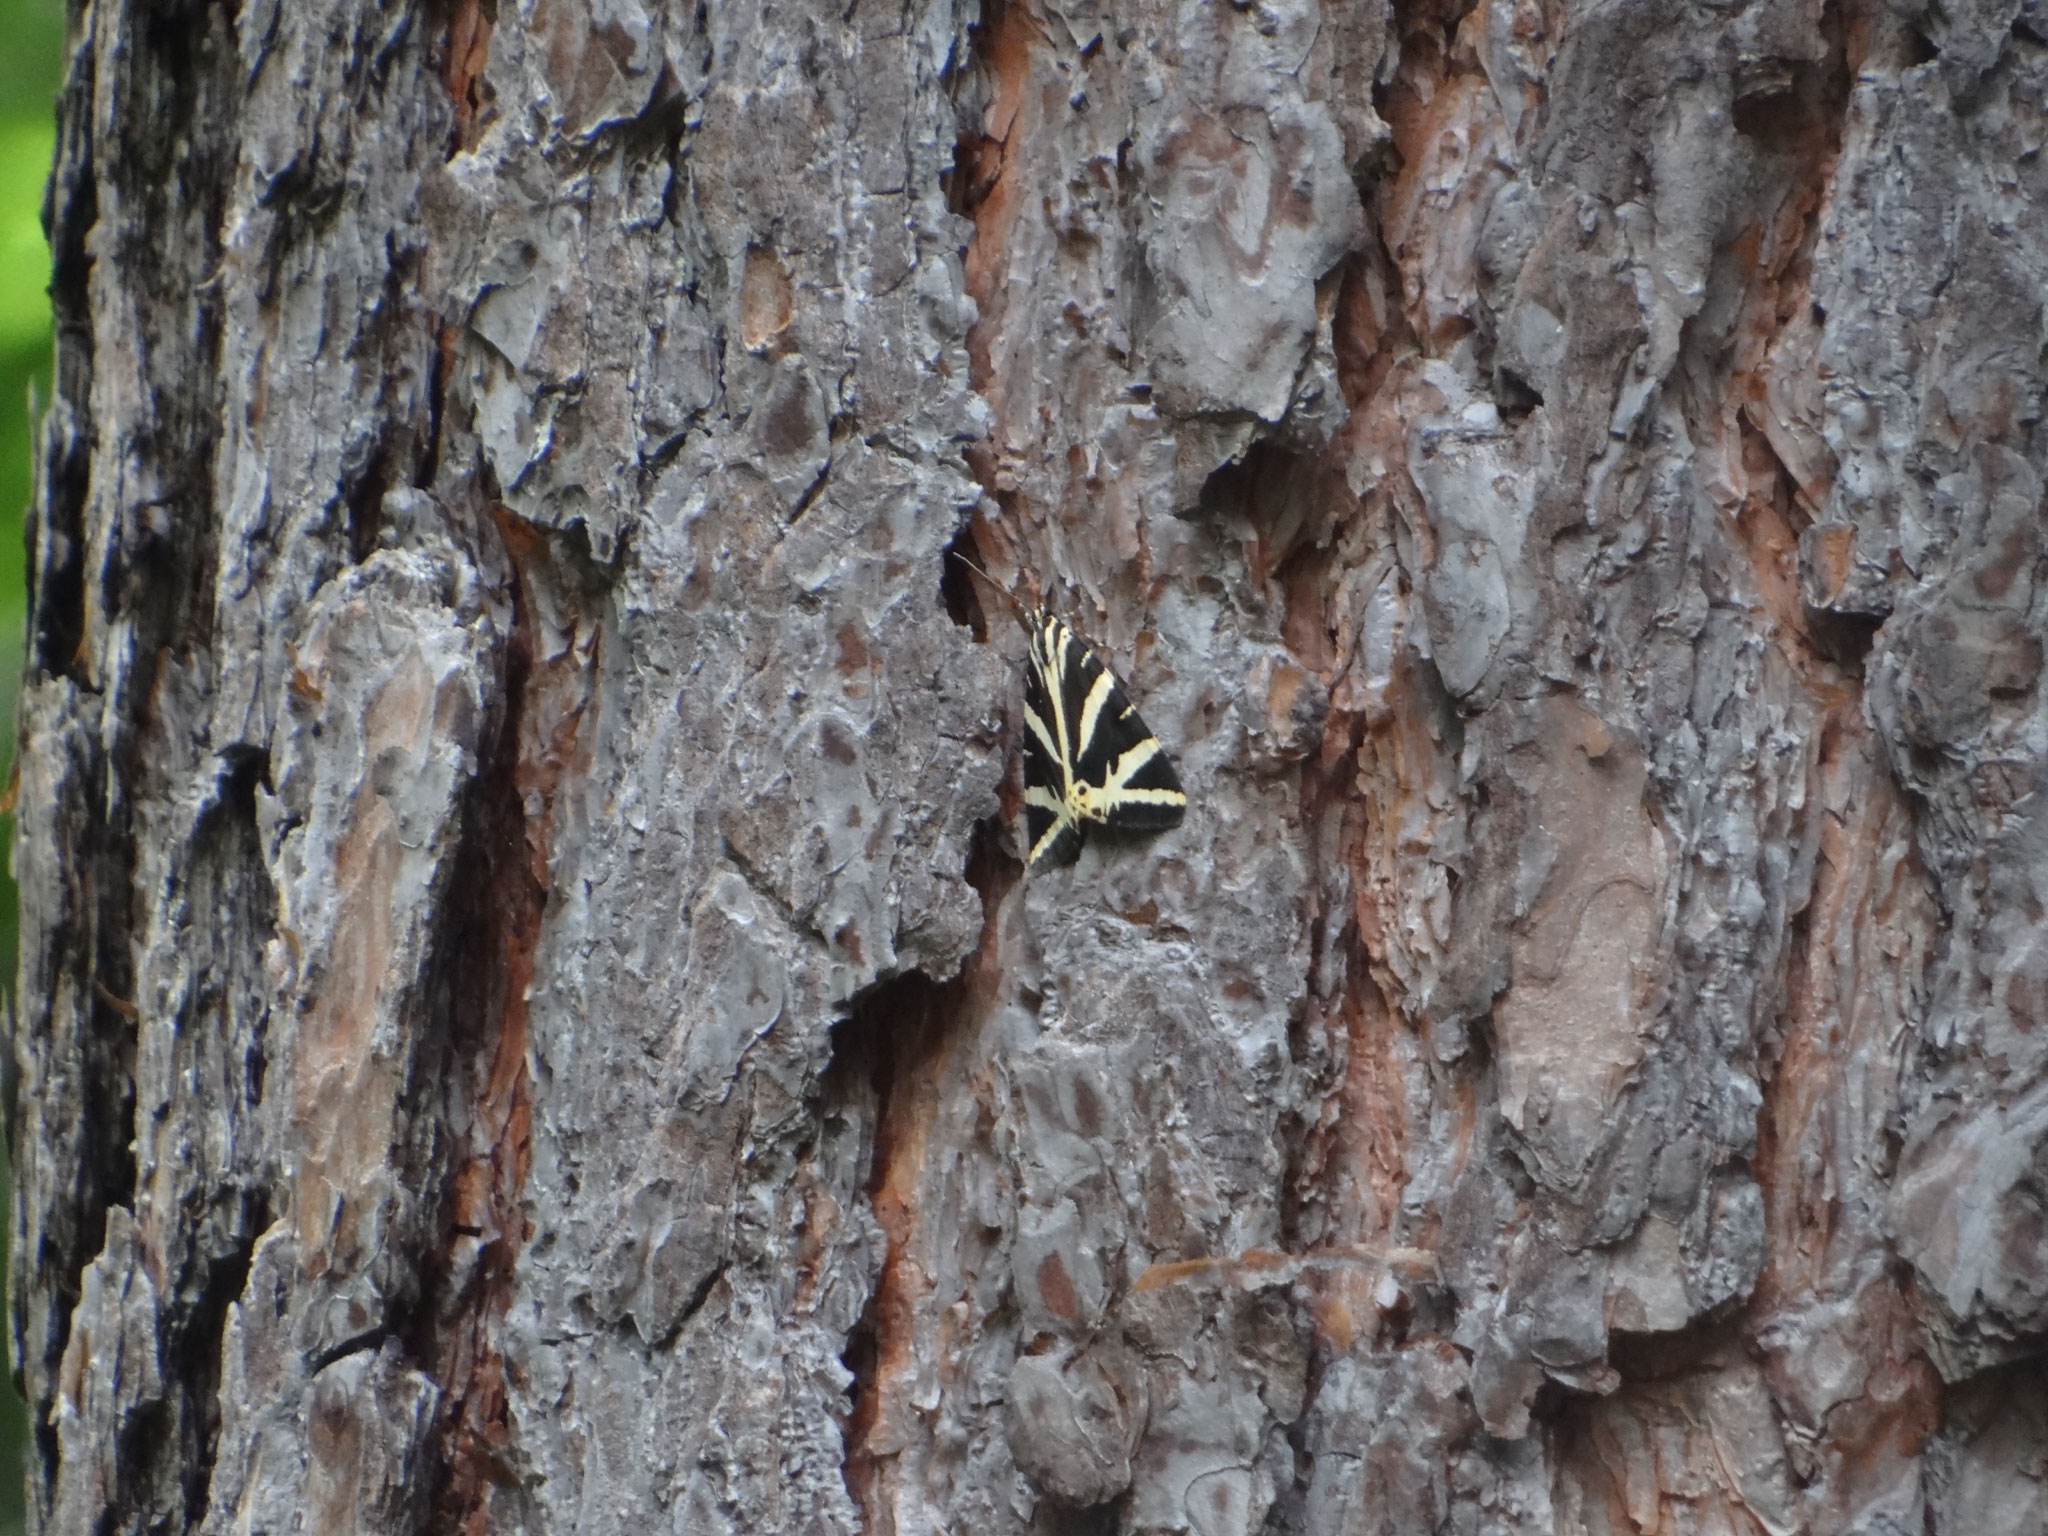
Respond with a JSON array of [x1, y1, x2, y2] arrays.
[[12, 0, 2047, 1532]]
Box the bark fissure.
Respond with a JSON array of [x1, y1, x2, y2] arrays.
[[171, 1196, 264, 1532], [147, 753, 277, 1532], [831, 967, 949, 1536], [420, 510, 590, 1536], [834, 818, 1011, 1534]]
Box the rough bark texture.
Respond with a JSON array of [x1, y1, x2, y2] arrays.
[[12, 0, 2048, 1533]]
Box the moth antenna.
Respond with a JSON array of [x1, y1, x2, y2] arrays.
[[949, 548, 1034, 626]]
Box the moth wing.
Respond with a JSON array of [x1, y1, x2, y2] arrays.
[[1022, 617, 1085, 870], [1080, 688, 1187, 833]]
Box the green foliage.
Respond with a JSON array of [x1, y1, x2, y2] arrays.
[[0, 1, 60, 131], [0, 3, 62, 1531], [0, 119, 54, 352], [0, 115, 51, 661]]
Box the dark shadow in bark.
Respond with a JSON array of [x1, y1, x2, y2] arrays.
[[415, 512, 574, 1536], [1031, 1500, 1120, 1536], [940, 521, 987, 636], [828, 964, 955, 1531], [830, 817, 1013, 1532], [345, 444, 394, 564], [1803, 607, 1883, 675], [167, 752, 276, 1525], [1495, 367, 1543, 422], [1605, 1312, 1749, 1382]]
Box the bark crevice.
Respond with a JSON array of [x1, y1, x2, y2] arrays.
[[833, 819, 1012, 1533], [418, 511, 584, 1536]]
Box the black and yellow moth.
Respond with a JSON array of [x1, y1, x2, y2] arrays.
[[958, 555, 1188, 871]]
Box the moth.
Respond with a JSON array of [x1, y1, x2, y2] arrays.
[[957, 554, 1188, 871]]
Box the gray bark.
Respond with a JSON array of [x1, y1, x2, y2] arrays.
[[11, 0, 2048, 1533]]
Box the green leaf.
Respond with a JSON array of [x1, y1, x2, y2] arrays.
[[0, 116, 53, 353]]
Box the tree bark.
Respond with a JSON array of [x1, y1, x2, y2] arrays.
[[12, 0, 2048, 1532]]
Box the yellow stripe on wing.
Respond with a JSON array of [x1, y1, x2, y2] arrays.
[[1023, 784, 1067, 816], [1023, 701, 1062, 770], [1098, 738, 1187, 811], [1029, 818, 1073, 866], [1037, 618, 1078, 796], [1074, 668, 1117, 764]]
